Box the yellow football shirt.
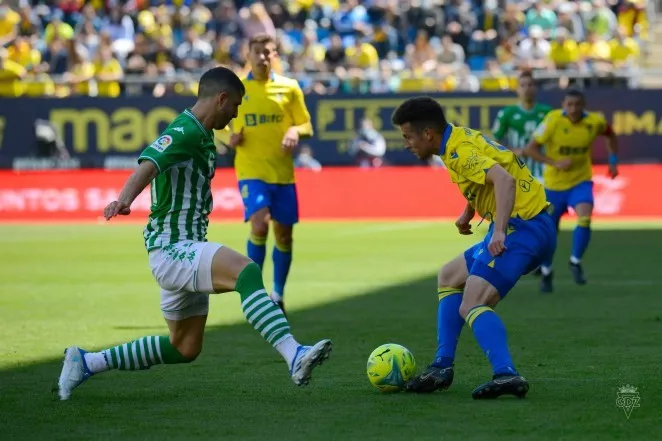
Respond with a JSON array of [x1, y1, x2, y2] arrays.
[[550, 40, 579, 67], [533, 109, 610, 191], [439, 124, 549, 222], [0, 8, 19, 40], [95, 59, 123, 97], [233, 72, 312, 184]]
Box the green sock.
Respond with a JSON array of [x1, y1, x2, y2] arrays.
[[236, 262, 292, 346], [103, 336, 189, 370]]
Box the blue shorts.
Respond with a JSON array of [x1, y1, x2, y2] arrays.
[[238, 179, 299, 226], [545, 181, 594, 223], [464, 211, 557, 297]]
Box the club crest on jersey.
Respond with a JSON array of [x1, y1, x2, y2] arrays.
[[152, 135, 173, 152]]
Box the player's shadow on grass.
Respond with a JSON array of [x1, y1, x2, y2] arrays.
[[2, 229, 661, 439]]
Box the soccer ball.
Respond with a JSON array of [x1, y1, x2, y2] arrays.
[[366, 343, 417, 392]]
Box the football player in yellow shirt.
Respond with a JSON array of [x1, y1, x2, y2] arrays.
[[525, 89, 618, 293], [391, 97, 556, 399], [228, 34, 313, 315]]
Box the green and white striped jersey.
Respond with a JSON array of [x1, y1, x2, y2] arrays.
[[138, 109, 217, 251], [491, 103, 552, 180]]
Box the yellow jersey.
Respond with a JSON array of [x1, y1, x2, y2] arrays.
[[439, 124, 549, 222], [533, 109, 610, 191], [233, 72, 312, 184]]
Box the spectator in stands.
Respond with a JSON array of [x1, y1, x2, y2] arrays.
[[556, 2, 584, 42], [42, 36, 68, 77], [405, 29, 436, 74], [18, 1, 42, 38], [525, 2, 557, 38], [495, 38, 517, 72], [345, 29, 379, 70], [239, 2, 276, 39], [95, 45, 123, 98], [0, 1, 19, 47], [294, 145, 322, 171], [438, 33, 466, 71], [207, 0, 240, 39], [63, 40, 94, 96], [325, 33, 347, 71], [617, 0, 648, 41], [332, 0, 369, 39], [369, 60, 400, 93], [0, 46, 26, 97], [517, 25, 553, 71], [298, 29, 326, 72], [498, 3, 525, 42], [579, 31, 613, 73], [444, 0, 478, 53], [480, 59, 511, 91], [454, 64, 480, 92], [610, 26, 640, 68], [586, 0, 618, 40], [44, 9, 74, 45], [348, 118, 386, 168], [175, 27, 213, 72], [550, 27, 580, 70], [370, 20, 398, 59]]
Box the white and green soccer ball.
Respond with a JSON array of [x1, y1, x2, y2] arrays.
[[366, 343, 417, 392]]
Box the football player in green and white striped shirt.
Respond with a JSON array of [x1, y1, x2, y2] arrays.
[[491, 71, 552, 182], [56, 67, 332, 401]]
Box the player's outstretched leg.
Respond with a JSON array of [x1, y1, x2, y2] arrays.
[[271, 221, 293, 315], [569, 202, 592, 285], [460, 275, 528, 399], [217, 247, 331, 386], [406, 255, 467, 393], [56, 336, 194, 400]]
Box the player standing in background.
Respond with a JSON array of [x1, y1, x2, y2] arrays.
[[392, 97, 556, 399], [55, 67, 331, 401], [524, 89, 619, 293], [491, 71, 552, 182], [229, 34, 313, 316]]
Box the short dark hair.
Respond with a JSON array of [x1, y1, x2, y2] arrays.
[[519, 70, 534, 81], [565, 87, 585, 100], [197, 66, 245, 99], [248, 33, 275, 49], [391, 96, 447, 133]]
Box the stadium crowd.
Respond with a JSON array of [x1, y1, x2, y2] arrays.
[[0, 0, 651, 97]]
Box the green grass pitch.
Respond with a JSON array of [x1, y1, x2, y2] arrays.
[[1, 221, 661, 440]]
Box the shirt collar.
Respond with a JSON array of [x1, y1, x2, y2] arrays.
[[246, 71, 275, 81], [439, 124, 453, 156], [562, 110, 588, 121]]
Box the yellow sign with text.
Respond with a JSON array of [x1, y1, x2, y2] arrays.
[[49, 107, 179, 153], [316, 97, 518, 152]]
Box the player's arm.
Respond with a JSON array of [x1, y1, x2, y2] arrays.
[[455, 203, 476, 235], [104, 161, 158, 220], [446, 144, 513, 256], [485, 165, 516, 241], [601, 119, 619, 178], [283, 83, 313, 151]]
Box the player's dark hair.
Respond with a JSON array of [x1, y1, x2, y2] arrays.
[[249, 33, 275, 49], [519, 70, 534, 81], [197, 66, 245, 99], [391, 96, 447, 134], [565, 88, 585, 101]]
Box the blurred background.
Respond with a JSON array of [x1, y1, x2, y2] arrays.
[[0, 0, 660, 220]]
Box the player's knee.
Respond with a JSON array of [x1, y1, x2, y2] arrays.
[[274, 230, 293, 248], [250, 220, 269, 238], [458, 276, 500, 318], [437, 262, 466, 289], [171, 337, 202, 362]]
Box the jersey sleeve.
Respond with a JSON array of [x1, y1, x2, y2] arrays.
[[445, 143, 498, 185], [491, 108, 508, 140], [289, 82, 313, 134], [533, 112, 557, 145], [138, 130, 190, 174]]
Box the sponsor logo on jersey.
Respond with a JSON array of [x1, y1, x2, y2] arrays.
[[151, 135, 173, 152]]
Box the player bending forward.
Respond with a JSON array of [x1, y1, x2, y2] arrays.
[[392, 97, 556, 399], [55, 67, 332, 401]]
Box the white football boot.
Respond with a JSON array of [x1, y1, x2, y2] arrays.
[[55, 346, 94, 400], [290, 339, 332, 386]]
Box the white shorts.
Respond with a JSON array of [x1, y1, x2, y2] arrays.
[[148, 240, 222, 321]]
